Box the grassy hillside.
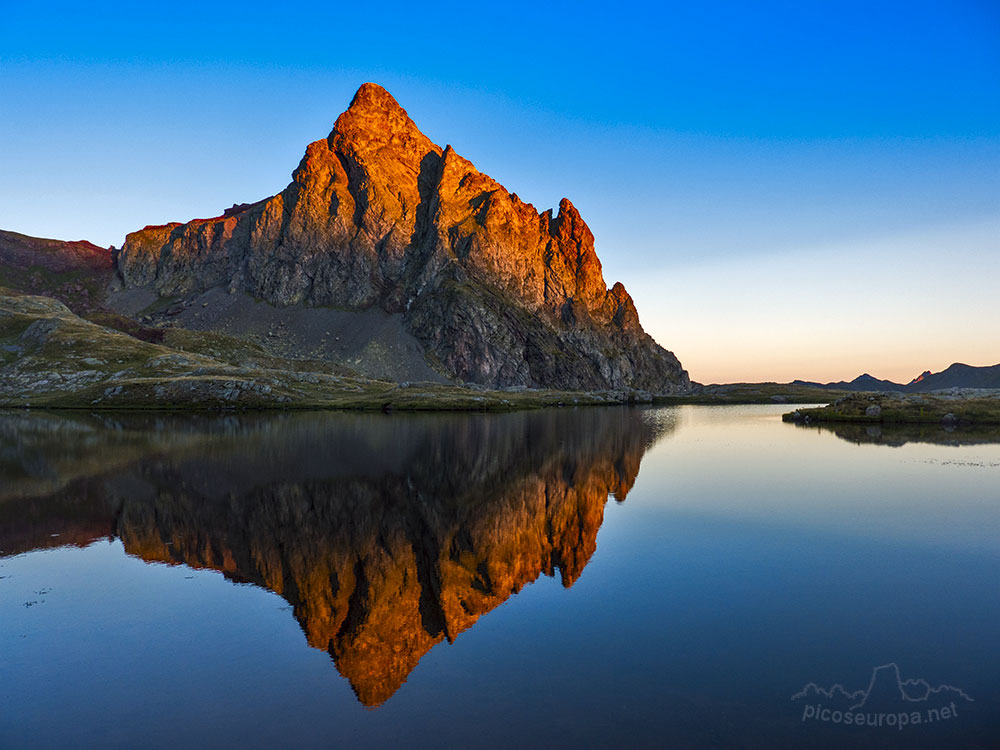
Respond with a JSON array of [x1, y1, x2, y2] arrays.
[[655, 382, 849, 405], [0, 289, 633, 411]]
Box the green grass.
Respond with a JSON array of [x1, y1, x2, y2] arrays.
[[783, 392, 1000, 425], [655, 382, 849, 405]]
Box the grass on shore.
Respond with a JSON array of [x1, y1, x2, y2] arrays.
[[655, 382, 849, 405], [783, 392, 1000, 426]]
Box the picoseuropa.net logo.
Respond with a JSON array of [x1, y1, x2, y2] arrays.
[[791, 663, 973, 731]]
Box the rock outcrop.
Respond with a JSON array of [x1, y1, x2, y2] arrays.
[[117, 83, 688, 392]]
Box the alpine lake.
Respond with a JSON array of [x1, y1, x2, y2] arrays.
[[2, 404, 997, 749]]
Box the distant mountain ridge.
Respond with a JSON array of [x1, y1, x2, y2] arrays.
[[792, 373, 903, 392], [0, 229, 111, 273], [793, 362, 1000, 392]]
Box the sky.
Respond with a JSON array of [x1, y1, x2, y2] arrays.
[[1, 1, 998, 383]]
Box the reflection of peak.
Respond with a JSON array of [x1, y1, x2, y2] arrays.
[[121, 412, 656, 706], [0, 408, 671, 707]]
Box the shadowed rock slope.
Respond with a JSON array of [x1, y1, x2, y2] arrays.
[[117, 83, 688, 392], [0, 289, 633, 410], [0, 229, 114, 313], [0, 408, 671, 705]]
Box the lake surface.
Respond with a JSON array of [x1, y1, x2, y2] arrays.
[[1, 405, 997, 749]]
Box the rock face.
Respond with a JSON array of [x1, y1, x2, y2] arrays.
[[117, 83, 688, 392]]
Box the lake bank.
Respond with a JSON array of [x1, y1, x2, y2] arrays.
[[784, 391, 1000, 427]]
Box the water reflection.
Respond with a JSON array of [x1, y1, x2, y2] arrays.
[[0, 408, 671, 706], [790, 421, 1000, 447]]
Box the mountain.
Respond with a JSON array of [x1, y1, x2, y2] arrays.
[[0, 229, 114, 314], [793, 363, 1000, 392], [0, 229, 111, 274], [905, 362, 1000, 391], [792, 373, 905, 391], [115, 83, 688, 393]]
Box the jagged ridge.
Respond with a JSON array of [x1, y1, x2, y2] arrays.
[[117, 83, 689, 392]]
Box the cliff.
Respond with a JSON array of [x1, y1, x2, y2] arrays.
[[117, 83, 688, 392]]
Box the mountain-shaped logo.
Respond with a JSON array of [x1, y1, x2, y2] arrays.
[[791, 663, 973, 730]]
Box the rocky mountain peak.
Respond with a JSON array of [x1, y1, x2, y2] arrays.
[[116, 84, 690, 393], [349, 81, 402, 111], [330, 82, 439, 163]]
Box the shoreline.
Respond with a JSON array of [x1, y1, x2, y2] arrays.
[[783, 392, 1000, 427]]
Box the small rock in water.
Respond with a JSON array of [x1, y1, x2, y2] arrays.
[[865, 405, 882, 418]]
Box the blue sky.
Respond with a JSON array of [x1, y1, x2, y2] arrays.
[[1, 1, 997, 382]]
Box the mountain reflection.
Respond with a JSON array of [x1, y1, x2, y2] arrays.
[[0, 408, 671, 706]]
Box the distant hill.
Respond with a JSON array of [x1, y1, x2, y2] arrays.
[[791, 373, 906, 391], [0, 229, 113, 313], [792, 363, 1000, 392]]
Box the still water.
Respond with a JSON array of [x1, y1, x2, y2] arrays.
[[1, 405, 997, 749]]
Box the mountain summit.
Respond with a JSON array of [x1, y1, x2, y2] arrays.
[[117, 83, 688, 392]]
